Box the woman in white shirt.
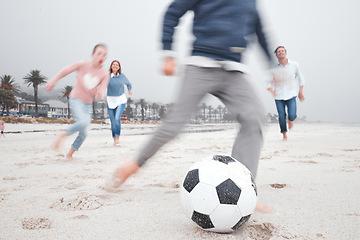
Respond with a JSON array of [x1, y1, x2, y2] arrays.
[[107, 60, 132, 145]]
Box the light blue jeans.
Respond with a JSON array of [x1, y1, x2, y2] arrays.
[[107, 103, 126, 138], [67, 98, 92, 151], [275, 97, 297, 133]]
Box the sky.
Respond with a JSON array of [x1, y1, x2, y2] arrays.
[[1, 0, 359, 123]]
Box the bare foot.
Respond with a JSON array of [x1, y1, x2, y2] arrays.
[[65, 154, 74, 161], [114, 137, 119, 146], [53, 132, 67, 151], [282, 133, 287, 141], [255, 203, 273, 213], [288, 121, 293, 130], [115, 160, 140, 184], [65, 147, 75, 161]]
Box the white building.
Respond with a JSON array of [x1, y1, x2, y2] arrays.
[[44, 100, 70, 118]]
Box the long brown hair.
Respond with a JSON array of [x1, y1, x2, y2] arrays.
[[109, 60, 121, 75]]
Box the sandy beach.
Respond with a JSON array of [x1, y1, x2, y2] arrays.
[[0, 122, 359, 239]]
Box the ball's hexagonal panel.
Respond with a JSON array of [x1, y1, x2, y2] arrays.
[[199, 160, 229, 187], [210, 204, 242, 233], [179, 187, 194, 218], [237, 187, 257, 216], [227, 161, 252, 188], [190, 182, 219, 215]]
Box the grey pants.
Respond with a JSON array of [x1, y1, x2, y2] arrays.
[[137, 65, 265, 178]]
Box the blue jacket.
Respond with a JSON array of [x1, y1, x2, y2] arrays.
[[162, 0, 272, 63], [107, 74, 132, 97]]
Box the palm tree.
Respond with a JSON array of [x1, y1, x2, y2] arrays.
[[0, 89, 18, 116], [92, 100, 97, 120], [100, 101, 106, 119], [151, 103, 159, 120], [125, 97, 134, 118], [217, 105, 223, 122], [60, 85, 73, 119], [159, 105, 166, 119], [138, 98, 147, 121], [23, 70, 47, 117], [0, 75, 20, 116], [134, 101, 139, 119], [0, 75, 20, 94], [207, 105, 213, 122], [213, 109, 219, 122], [201, 103, 207, 121]]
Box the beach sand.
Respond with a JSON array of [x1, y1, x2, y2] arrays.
[[0, 122, 359, 239]]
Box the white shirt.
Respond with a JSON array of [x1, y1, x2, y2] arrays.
[[107, 73, 127, 109], [163, 51, 249, 73], [267, 59, 305, 100], [185, 56, 249, 73], [107, 95, 127, 109]]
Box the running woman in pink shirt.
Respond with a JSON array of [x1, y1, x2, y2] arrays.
[[46, 44, 109, 160]]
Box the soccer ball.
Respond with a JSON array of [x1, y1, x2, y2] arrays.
[[180, 155, 257, 233]]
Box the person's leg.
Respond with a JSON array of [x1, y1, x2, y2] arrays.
[[136, 66, 216, 166], [115, 103, 126, 136], [67, 99, 92, 158], [213, 70, 271, 213], [275, 99, 287, 140], [286, 97, 297, 130], [53, 98, 85, 150], [113, 104, 126, 145], [107, 106, 117, 139], [212, 71, 265, 179]]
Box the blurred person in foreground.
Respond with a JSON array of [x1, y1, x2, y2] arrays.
[[114, 0, 275, 213], [267, 46, 305, 141]]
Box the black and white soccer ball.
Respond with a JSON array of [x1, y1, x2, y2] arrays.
[[180, 155, 257, 233]]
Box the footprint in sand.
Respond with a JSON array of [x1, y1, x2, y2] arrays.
[[246, 222, 275, 239], [21, 217, 51, 230], [64, 182, 84, 190], [3, 176, 17, 181], [317, 153, 334, 157], [50, 193, 104, 211], [299, 160, 318, 164], [260, 155, 272, 160], [270, 183, 287, 189], [343, 149, 360, 152], [71, 215, 90, 220]]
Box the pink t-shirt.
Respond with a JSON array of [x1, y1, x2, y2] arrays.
[[49, 61, 109, 104]]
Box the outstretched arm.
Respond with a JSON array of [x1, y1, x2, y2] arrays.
[[46, 62, 82, 91], [162, 0, 199, 51], [161, 0, 198, 76]]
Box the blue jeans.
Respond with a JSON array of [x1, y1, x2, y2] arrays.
[[275, 97, 297, 133], [67, 98, 92, 151], [107, 104, 126, 138]]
